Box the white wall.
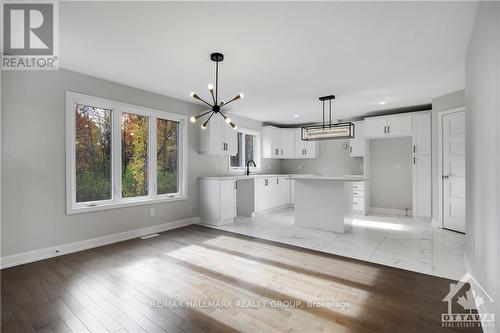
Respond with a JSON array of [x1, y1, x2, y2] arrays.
[[465, 1, 500, 324], [1, 69, 281, 258], [369, 137, 413, 211], [281, 140, 362, 176], [431, 90, 465, 222]]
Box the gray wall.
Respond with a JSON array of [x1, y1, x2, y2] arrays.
[[281, 140, 362, 176], [369, 137, 413, 211], [465, 2, 500, 323], [431, 90, 465, 221], [1, 69, 281, 257]]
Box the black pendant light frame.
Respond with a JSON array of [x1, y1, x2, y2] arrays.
[[301, 95, 355, 141], [189, 53, 243, 130]]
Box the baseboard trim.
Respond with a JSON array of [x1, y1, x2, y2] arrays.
[[463, 253, 497, 333], [0, 217, 199, 269], [369, 207, 413, 216]]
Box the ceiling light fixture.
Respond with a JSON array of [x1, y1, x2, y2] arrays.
[[301, 95, 355, 141], [189, 53, 242, 130]]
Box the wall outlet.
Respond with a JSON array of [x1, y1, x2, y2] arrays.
[[149, 207, 155, 217], [298, 165, 302, 170]]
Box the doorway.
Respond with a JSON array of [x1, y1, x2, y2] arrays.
[[439, 108, 466, 233]]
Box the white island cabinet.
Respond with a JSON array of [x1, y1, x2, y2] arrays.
[[199, 178, 237, 225], [293, 176, 368, 233]]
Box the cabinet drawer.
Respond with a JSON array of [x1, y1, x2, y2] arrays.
[[353, 182, 365, 191], [353, 197, 365, 210], [352, 189, 364, 198]]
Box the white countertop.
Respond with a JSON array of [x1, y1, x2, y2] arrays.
[[292, 175, 369, 181], [199, 174, 305, 180]]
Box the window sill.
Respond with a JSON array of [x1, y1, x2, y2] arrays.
[[67, 194, 187, 215]]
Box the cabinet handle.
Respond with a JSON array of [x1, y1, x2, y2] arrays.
[[275, 148, 279, 155], [388, 125, 390, 134], [413, 145, 416, 153], [304, 149, 307, 155], [350, 146, 352, 153], [413, 156, 416, 164], [265, 179, 268, 186], [384, 126, 387, 134], [276, 178, 279, 185], [234, 181, 238, 189]]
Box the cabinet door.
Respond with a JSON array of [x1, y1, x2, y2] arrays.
[[387, 114, 412, 137], [199, 113, 224, 154], [274, 177, 290, 206], [349, 121, 365, 157], [294, 128, 305, 157], [364, 117, 387, 138], [255, 177, 272, 212], [412, 112, 431, 155], [262, 126, 281, 158], [304, 140, 318, 158], [412, 155, 431, 217], [223, 121, 237, 156], [280, 129, 295, 157], [220, 180, 236, 220]]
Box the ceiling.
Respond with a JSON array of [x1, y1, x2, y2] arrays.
[[59, 1, 477, 125]]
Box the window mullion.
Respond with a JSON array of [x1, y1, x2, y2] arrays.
[[240, 133, 245, 168], [150, 115, 157, 198], [112, 109, 122, 202]]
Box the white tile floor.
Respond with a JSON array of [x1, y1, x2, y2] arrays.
[[208, 208, 466, 280]]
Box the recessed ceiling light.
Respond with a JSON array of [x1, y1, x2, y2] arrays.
[[294, 114, 299, 118], [379, 101, 387, 105]]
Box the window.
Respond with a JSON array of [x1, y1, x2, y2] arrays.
[[230, 128, 260, 169], [66, 92, 187, 214]]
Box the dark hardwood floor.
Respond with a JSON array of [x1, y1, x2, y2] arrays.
[[1, 225, 482, 333]]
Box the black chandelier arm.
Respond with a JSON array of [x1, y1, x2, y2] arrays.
[[220, 94, 241, 107], [192, 93, 213, 107], [195, 110, 212, 120], [202, 111, 216, 128], [209, 88, 216, 105]]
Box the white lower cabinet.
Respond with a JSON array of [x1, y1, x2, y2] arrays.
[[352, 181, 368, 215], [200, 179, 237, 225], [239, 176, 292, 216]]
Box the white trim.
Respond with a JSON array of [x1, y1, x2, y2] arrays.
[[437, 106, 465, 229], [369, 207, 414, 217], [65, 91, 188, 214], [228, 127, 261, 172], [0, 217, 199, 269]]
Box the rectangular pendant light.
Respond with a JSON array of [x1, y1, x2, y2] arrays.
[[301, 122, 355, 141]]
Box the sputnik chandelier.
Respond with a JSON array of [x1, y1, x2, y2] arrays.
[[189, 53, 243, 130]]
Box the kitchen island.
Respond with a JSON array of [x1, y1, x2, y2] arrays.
[[292, 175, 368, 233]]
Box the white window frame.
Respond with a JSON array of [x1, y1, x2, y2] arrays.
[[66, 91, 188, 214], [229, 127, 261, 172]]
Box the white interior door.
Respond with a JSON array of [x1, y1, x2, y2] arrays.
[[442, 111, 466, 233]]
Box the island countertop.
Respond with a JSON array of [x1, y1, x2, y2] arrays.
[[292, 175, 369, 181]]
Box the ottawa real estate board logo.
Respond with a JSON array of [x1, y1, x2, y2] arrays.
[[1, 1, 58, 70], [442, 272, 495, 329]]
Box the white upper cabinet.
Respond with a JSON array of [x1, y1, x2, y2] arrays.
[[280, 129, 295, 157], [263, 126, 318, 159], [386, 114, 413, 137], [262, 126, 281, 158], [199, 115, 237, 155], [349, 121, 365, 157], [294, 128, 318, 158], [412, 112, 431, 155], [364, 113, 412, 138]]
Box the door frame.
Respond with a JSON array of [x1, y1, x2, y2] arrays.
[[437, 106, 465, 229]]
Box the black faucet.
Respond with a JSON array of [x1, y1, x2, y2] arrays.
[[246, 160, 256, 175]]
